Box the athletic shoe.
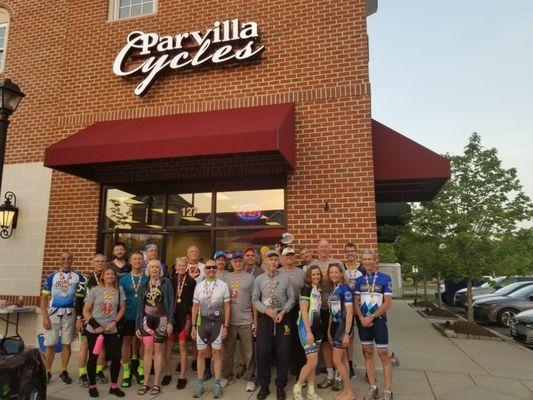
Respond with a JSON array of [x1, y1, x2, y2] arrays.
[[203, 369, 212, 381], [96, 371, 108, 384], [109, 387, 126, 397], [276, 387, 286, 400], [161, 375, 172, 386], [257, 386, 270, 400], [176, 378, 187, 389], [317, 378, 333, 389], [79, 374, 89, 388], [293, 385, 304, 400], [120, 376, 131, 388], [332, 379, 343, 391], [213, 383, 223, 398], [135, 374, 144, 385], [58, 371, 72, 384], [363, 385, 380, 400], [383, 390, 394, 400], [246, 381, 256, 392], [193, 383, 205, 398], [306, 392, 324, 400], [89, 387, 99, 398], [220, 378, 229, 388]]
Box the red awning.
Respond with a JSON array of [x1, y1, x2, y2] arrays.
[[44, 103, 295, 174], [372, 120, 451, 202]]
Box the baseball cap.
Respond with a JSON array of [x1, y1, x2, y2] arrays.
[[232, 252, 244, 260], [266, 250, 280, 258], [214, 250, 227, 260], [281, 247, 295, 256]]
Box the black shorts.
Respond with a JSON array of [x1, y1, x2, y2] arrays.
[[121, 320, 136, 337], [357, 317, 389, 349], [329, 321, 352, 349], [197, 318, 223, 350], [320, 309, 330, 342]]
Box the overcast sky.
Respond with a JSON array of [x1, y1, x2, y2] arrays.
[[368, 1, 533, 204]]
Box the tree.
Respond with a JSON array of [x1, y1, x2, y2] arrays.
[[407, 133, 532, 321]]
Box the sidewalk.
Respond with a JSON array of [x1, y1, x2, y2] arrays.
[[46, 301, 533, 400]]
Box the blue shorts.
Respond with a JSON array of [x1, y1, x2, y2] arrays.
[[357, 317, 388, 350], [298, 320, 322, 354]]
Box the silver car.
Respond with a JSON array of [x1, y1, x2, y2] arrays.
[[510, 309, 533, 347], [473, 285, 533, 327], [454, 276, 506, 307], [472, 281, 533, 303]]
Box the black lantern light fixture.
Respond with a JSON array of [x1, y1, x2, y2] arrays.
[[0, 191, 18, 239]]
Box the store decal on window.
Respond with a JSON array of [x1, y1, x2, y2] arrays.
[[236, 204, 263, 222], [113, 18, 265, 96]]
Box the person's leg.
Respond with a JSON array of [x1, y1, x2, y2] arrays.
[[153, 342, 164, 387], [375, 319, 392, 393], [197, 348, 206, 381], [378, 349, 392, 392], [238, 325, 255, 382], [78, 336, 88, 377], [362, 345, 376, 386], [255, 315, 273, 390], [212, 347, 222, 380], [86, 332, 99, 387], [143, 340, 154, 387], [105, 334, 122, 384], [332, 348, 354, 398], [43, 314, 60, 375], [163, 335, 174, 379], [178, 339, 188, 379], [121, 335, 132, 385], [222, 324, 238, 380], [61, 344, 71, 372], [274, 315, 291, 391]]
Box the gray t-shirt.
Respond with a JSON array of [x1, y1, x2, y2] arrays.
[[244, 264, 264, 278], [310, 258, 344, 309], [281, 266, 306, 303], [84, 285, 125, 334], [223, 271, 255, 325], [252, 270, 295, 314]]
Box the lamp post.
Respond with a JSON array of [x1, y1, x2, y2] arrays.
[[0, 78, 25, 195]]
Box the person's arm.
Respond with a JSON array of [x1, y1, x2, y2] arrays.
[[252, 307, 258, 336], [164, 278, 175, 324], [190, 302, 199, 339], [116, 286, 126, 321], [252, 277, 266, 314], [83, 292, 104, 334], [371, 295, 392, 319], [135, 284, 145, 332], [281, 276, 295, 314], [40, 274, 53, 330], [299, 293, 314, 344]]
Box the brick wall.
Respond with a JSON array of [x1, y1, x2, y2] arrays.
[[0, 0, 376, 283]]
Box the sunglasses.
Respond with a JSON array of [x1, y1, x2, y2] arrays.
[[361, 248, 375, 254], [205, 265, 217, 270]]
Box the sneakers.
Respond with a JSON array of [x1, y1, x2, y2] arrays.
[[96, 371, 108, 384], [213, 383, 223, 398], [220, 378, 229, 388], [79, 374, 89, 388], [176, 378, 187, 389], [364, 385, 380, 400], [257, 386, 270, 400], [383, 390, 394, 400], [246, 381, 256, 392], [109, 387, 126, 397], [332, 379, 343, 391], [89, 387, 99, 398], [120, 376, 131, 388], [203, 369, 213, 381], [161, 375, 172, 386], [293, 385, 303, 400], [58, 371, 73, 384], [306, 392, 323, 400], [276, 387, 286, 400], [193, 382, 205, 398], [317, 378, 333, 389]]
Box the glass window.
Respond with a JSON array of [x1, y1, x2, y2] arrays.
[[165, 231, 212, 267], [166, 193, 212, 227], [0, 13, 9, 73], [105, 189, 164, 230], [216, 189, 285, 227], [114, 0, 154, 19], [117, 233, 164, 257], [215, 228, 284, 253]]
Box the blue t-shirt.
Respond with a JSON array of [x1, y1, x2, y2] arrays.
[[354, 271, 393, 319], [42, 269, 83, 310], [119, 272, 148, 321], [329, 283, 353, 324]]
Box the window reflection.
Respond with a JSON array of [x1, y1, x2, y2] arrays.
[[105, 189, 164, 230], [167, 193, 212, 227]]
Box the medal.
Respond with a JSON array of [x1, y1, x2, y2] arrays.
[[134, 294, 138, 298], [131, 272, 142, 299], [176, 274, 186, 305], [205, 279, 217, 309], [59, 270, 71, 297], [264, 274, 278, 308], [177, 298, 182, 303], [365, 272, 378, 306]]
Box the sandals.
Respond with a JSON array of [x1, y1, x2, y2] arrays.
[[150, 385, 161, 395], [137, 385, 150, 395]]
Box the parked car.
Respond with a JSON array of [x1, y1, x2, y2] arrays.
[[473, 284, 533, 327], [438, 278, 486, 306], [454, 276, 507, 307], [471, 281, 533, 304], [510, 309, 533, 347], [0, 337, 47, 400]]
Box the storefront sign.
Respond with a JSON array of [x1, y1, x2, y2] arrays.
[[113, 19, 265, 96], [237, 204, 263, 222]]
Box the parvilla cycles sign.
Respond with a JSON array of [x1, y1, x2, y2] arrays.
[[113, 19, 265, 96]]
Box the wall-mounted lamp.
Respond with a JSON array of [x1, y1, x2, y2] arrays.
[[0, 191, 18, 239]]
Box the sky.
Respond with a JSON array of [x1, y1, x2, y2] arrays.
[[368, 0, 533, 203]]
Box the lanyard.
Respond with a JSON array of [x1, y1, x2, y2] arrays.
[[204, 279, 217, 308], [175, 274, 186, 304], [131, 272, 142, 298], [365, 272, 378, 303]]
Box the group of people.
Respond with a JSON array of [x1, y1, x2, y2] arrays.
[[40, 239, 394, 400]]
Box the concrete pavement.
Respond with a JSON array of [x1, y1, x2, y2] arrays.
[[46, 301, 533, 400]]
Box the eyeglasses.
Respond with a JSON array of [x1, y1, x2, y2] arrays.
[[361, 248, 375, 254], [205, 265, 216, 270]]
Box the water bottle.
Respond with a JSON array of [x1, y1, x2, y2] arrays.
[[92, 334, 104, 355]]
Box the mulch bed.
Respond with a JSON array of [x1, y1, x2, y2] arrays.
[[433, 320, 499, 340], [411, 300, 437, 309], [422, 308, 458, 318]]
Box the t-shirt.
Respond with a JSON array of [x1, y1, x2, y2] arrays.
[[119, 272, 148, 321], [329, 283, 353, 324], [298, 284, 321, 329], [143, 279, 167, 317], [193, 278, 230, 320], [107, 261, 132, 278], [344, 265, 363, 292], [42, 269, 83, 312], [188, 262, 206, 283], [244, 264, 264, 277], [310, 258, 344, 309], [354, 271, 393, 319], [252, 271, 295, 314], [84, 285, 125, 334], [223, 271, 254, 325], [282, 267, 306, 306]]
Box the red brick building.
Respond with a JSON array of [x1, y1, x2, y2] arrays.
[[0, 0, 449, 320]]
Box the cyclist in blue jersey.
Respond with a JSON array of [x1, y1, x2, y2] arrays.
[[293, 265, 324, 400], [354, 249, 393, 400], [40, 251, 83, 384], [326, 263, 355, 400]]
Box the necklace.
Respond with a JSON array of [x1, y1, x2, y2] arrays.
[[131, 271, 142, 298], [328, 282, 341, 305], [365, 272, 378, 304], [176, 274, 186, 304]]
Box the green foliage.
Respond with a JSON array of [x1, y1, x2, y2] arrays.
[[377, 243, 398, 263]]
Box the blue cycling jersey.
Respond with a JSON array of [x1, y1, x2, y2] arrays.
[[354, 271, 392, 319], [42, 269, 83, 309], [329, 283, 353, 324]]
